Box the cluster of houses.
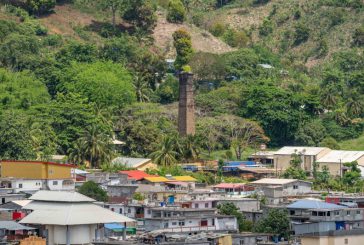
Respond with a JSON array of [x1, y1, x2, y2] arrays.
[[0, 146, 363, 245]]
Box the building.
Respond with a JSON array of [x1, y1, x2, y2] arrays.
[[120, 170, 154, 182], [236, 166, 276, 180], [0, 161, 76, 193], [274, 147, 330, 172], [212, 183, 255, 195], [178, 72, 195, 136], [300, 229, 364, 245], [248, 151, 276, 166], [20, 191, 135, 245], [232, 232, 271, 245], [326, 194, 364, 208], [143, 206, 237, 232], [111, 157, 157, 171], [250, 178, 312, 205], [0, 221, 35, 241], [316, 150, 364, 176]]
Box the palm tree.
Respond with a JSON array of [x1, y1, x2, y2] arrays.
[[68, 139, 86, 165], [80, 124, 114, 168], [346, 97, 363, 118], [150, 136, 178, 167], [333, 108, 349, 126], [133, 73, 152, 103], [180, 135, 201, 162], [321, 89, 337, 110]]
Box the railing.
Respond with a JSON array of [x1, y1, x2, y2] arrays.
[[163, 225, 217, 233]]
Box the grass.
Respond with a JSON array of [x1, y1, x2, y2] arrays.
[[339, 134, 364, 151], [201, 147, 259, 161]]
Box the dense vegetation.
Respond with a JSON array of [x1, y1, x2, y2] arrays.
[[0, 0, 362, 168]]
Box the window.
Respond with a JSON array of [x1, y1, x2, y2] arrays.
[[111, 208, 114, 211], [347, 211, 351, 216], [119, 208, 123, 214], [293, 185, 298, 189], [335, 211, 340, 216], [200, 220, 208, 227], [194, 203, 199, 208], [327, 212, 331, 216], [205, 203, 209, 208], [345, 238, 348, 244], [53, 181, 58, 185], [178, 220, 185, 226], [290, 210, 295, 215], [1, 198, 5, 204], [172, 222, 177, 226], [18, 184, 23, 188], [357, 210, 361, 214], [312, 211, 317, 216], [128, 208, 131, 214], [147, 209, 151, 214], [240, 240, 245, 245]]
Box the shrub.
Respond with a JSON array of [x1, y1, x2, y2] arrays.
[[209, 22, 226, 37], [353, 25, 364, 46], [25, 0, 56, 15], [173, 29, 194, 70], [223, 29, 249, 48], [167, 0, 186, 23], [294, 23, 310, 45], [259, 18, 273, 36], [327, 8, 346, 27]]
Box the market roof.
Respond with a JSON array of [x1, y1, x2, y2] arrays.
[[20, 202, 135, 225], [250, 178, 302, 185], [144, 176, 170, 183], [112, 157, 152, 168], [287, 199, 346, 210], [275, 146, 329, 156], [172, 176, 197, 182], [0, 221, 35, 231], [317, 150, 364, 163], [120, 170, 154, 181], [29, 191, 95, 203]]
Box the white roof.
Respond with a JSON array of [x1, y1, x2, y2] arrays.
[[112, 157, 151, 168], [250, 178, 300, 185], [29, 191, 95, 203], [317, 150, 364, 163], [20, 202, 135, 225], [12, 200, 32, 207], [275, 146, 328, 156], [74, 169, 89, 175]]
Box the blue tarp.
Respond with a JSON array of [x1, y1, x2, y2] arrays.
[[223, 161, 256, 171]]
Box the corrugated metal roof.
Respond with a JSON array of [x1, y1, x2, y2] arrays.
[[112, 157, 151, 168], [20, 202, 135, 225], [287, 199, 346, 210], [275, 146, 328, 155], [0, 221, 35, 230], [29, 191, 95, 203], [213, 183, 246, 189], [317, 150, 364, 163], [172, 176, 197, 182], [250, 178, 299, 185], [120, 170, 154, 181], [144, 177, 170, 183]]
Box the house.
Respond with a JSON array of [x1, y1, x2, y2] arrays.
[[19, 191, 135, 245], [112, 157, 157, 171], [248, 151, 276, 165], [212, 183, 255, 195], [250, 178, 312, 205], [236, 166, 276, 180], [326, 194, 364, 208], [316, 150, 364, 176], [0, 200, 31, 221], [0, 161, 76, 193], [232, 232, 271, 245], [274, 147, 330, 173], [143, 206, 238, 232], [120, 170, 154, 182], [0, 221, 35, 241]]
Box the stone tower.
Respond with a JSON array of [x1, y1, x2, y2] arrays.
[[178, 72, 195, 136]]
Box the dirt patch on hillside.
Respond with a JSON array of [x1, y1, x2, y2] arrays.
[[153, 11, 234, 58], [38, 4, 94, 36]]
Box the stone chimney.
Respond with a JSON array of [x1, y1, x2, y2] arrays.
[[178, 72, 195, 136]]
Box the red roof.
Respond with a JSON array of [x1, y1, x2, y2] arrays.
[[120, 170, 154, 181], [1, 160, 76, 168]]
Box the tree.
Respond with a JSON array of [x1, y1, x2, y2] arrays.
[[123, 0, 157, 33], [218, 203, 252, 232], [254, 209, 290, 240], [173, 29, 194, 70], [78, 181, 108, 202], [26, 0, 56, 15], [133, 72, 152, 102], [353, 25, 364, 46], [100, 0, 125, 28], [294, 120, 327, 146], [319, 137, 340, 150], [68, 139, 86, 165], [79, 124, 114, 168], [294, 22, 310, 45], [0, 111, 36, 160], [63, 61, 135, 109], [282, 151, 307, 180], [167, 0, 186, 23], [342, 161, 361, 186], [150, 136, 178, 167], [180, 135, 201, 162]]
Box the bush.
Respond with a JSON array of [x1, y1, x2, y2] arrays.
[[26, 0, 56, 15], [294, 23, 310, 45], [167, 0, 186, 23], [353, 25, 364, 46], [326, 8, 346, 27], [223, 29, 249, 48], [259, 18, 273, 36], [210, 22, 226, 37]]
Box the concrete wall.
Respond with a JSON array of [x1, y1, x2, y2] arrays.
[[1, 162, 72, 179], [46, 224, 97, 245], [293, 222, 336, 235], [217, 199, 260, 212]]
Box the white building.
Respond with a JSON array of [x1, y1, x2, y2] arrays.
[[0, 178, 75, 194], [20, 191, 135, 245]]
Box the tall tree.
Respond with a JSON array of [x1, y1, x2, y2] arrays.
[[150, 136, 178, 167], [133, 73, 152, 102], [123, 0, 157, 33], [173, 29, 194, 70]]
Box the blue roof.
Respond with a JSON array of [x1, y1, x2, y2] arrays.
[[287, 200, 346, 210], [225, 161, 255, 167]]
